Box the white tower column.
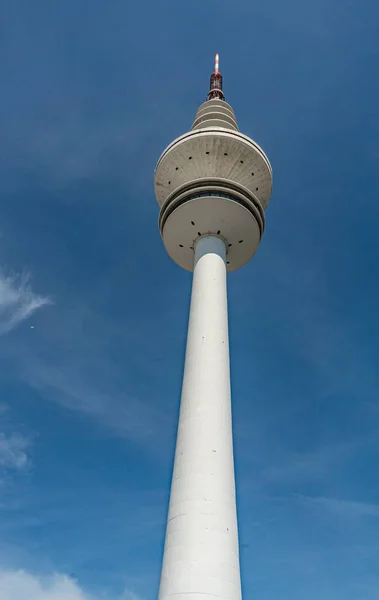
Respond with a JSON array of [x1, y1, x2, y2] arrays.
[[158, 235, 242, 600]]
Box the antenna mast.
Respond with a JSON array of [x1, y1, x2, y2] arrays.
[[207, 53, 225, 101]]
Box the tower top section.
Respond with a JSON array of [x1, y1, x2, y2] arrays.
[[207, 53, 225, 102], [154, 54, 273, 273]]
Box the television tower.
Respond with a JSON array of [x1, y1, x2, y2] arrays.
[[154, 54, 272, 600]]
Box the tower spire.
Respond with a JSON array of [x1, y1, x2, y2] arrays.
[[207, 52, 225, 101]]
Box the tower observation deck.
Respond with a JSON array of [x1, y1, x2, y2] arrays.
[[154, 55, 273, 600]]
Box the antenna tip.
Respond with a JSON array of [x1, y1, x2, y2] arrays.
[[215, 53, 220, 74]]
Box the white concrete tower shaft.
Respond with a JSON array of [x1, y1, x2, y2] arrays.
[[158, 235, 240, 600], [154, 55, 273, 600]]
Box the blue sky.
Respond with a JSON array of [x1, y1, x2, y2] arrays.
[[0, 0, 378, 598]]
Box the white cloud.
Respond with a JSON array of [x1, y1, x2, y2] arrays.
[[0, 271, 50, 335], [0, 569, 140, 600], [258, 438, 357, 487], [21, 354, 171, 446], [0, 570, 87, 600], [298, 495, 379, 518], [0, 433, 30, 471]]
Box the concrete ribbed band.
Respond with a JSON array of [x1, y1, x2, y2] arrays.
[[192, 100, 239, 131]]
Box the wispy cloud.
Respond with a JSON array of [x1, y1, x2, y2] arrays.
[[0, 270, 50, 335], [0, 433, 30, 471], [298, 495, 379, 518], [0, 569, 141, 600], [261, 439, 356, 485], [22, 357, 171, 446], [0, 288, 175, 447], [0, 313, 173, 452]]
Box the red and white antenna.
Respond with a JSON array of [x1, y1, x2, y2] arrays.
[[207, 53, 225, 101], [214, 53, 220, 74]]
